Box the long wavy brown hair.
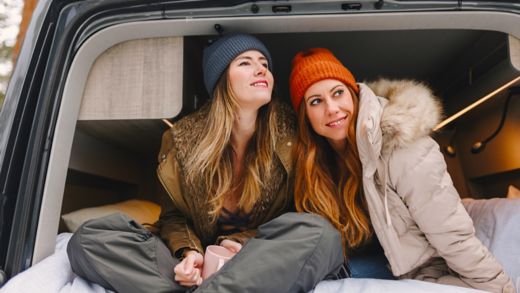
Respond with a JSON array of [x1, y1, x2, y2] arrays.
[[185, 70, 278, 219], [294, 86, 371, 256]]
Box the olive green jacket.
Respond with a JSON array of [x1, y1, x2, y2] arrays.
[[156, 102, 295, 257]]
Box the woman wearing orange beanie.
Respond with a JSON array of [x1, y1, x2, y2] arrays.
[[289, 48, 514, 292]]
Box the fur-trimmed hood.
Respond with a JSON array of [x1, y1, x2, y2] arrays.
[[362, 79, 442, 155], [355, 79, 442, 180]]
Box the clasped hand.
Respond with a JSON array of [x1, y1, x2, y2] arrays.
[[174, 239, 242, 287]]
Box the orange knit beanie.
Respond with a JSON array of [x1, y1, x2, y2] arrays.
[[289, 48, 359, 112]]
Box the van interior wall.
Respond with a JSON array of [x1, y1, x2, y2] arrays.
[[436, 33, 520, 198], [58, 37, 204, 233], [182, 36, 210, 116], [452, 91, 520, 198], [60, 125, 166, 232]]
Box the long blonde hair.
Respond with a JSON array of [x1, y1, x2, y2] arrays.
[[294, 87, 371, 256], [185, 70, 278, 219]]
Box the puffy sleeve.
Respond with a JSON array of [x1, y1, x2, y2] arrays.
[[388, 137, 514, 292]]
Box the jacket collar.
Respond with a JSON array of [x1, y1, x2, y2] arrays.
[[367, 79, 442, 154], [275, 135, 294, 175], [358, 79, 442, 158]]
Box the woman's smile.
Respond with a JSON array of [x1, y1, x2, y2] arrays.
[[250, 79, 269, 88], [326, 115, 348, 128]]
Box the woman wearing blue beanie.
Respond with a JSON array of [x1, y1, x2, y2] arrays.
[[68, 34, 344, 293], [160, 33, 298, 289]]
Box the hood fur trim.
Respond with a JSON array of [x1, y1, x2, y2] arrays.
[[366, 79, 443, 154]]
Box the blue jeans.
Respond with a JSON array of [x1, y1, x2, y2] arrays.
[[347, 250, 395, 279], [338, 237, 395, 280]]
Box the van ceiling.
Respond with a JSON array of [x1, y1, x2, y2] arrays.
[[256, 30, 507, 101], [265, 30, 482, 80]]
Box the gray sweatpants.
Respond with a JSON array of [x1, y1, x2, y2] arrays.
[[196, 212, 343, 293], [67, 212, 343, 293]]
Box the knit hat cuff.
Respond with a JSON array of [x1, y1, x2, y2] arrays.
[[290, 52, 358, 112], [203, 34, 272, 96]]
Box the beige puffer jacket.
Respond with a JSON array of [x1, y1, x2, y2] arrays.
[[357, 79, 514, 293]]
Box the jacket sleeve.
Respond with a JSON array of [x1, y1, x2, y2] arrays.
[[156, 131, 203, 257], [158, 198, 204, 258], [388, 137, 513, 292], [216, 229, 257, 245]]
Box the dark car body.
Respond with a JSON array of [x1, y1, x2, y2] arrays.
[[1, 0, 519, 284]]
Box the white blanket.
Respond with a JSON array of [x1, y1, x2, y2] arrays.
[[2, 198, 519, 293], [463, 198, 520, 291], [0, 233, 484, 293], [0, 233, 112, 293], [312, 279, 484, 293]]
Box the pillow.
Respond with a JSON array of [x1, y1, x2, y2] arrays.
[[462, 197, 520, 289], [62, 199, 161, 232], [507, 185, 520, 199]]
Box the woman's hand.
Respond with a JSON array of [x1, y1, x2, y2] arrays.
[[220, 239, 243, 253], [174, 250, 204, 287]]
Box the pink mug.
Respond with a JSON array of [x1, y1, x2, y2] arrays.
[[202, 245, 236, 279]]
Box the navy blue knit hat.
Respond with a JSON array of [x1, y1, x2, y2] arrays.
[[203, 33, 273, 96]]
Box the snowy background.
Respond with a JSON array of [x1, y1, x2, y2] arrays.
[[0, 0, 23, 108]]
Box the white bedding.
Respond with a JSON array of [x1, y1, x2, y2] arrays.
[[312, 279, 484, 293], [0, 233, 480, 293], [463, 198, 520, 291], [1, 198, 518, 293], [0, 233, 113, 293]]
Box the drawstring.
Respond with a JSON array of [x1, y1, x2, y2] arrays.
[[384, 186, 392, 227], [379, 158, 392, 228]]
